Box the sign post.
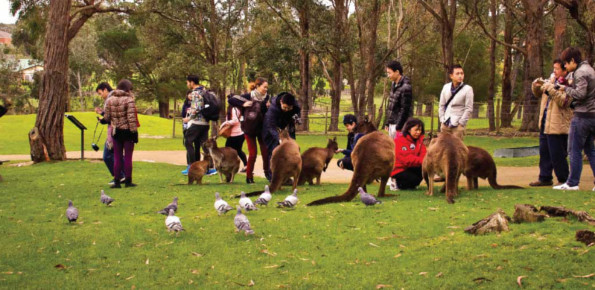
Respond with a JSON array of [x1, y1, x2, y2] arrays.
[[65, 114, 87, 160]]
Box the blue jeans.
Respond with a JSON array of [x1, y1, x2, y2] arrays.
[[566, 117, 595, 186], [103, 141, 125, 179], [538, 133, 569, 183]]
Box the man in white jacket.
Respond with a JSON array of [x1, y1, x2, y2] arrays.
[[439, 64, 474, 140]]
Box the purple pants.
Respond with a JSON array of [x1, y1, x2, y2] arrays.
[[113, 139, 135, 180]]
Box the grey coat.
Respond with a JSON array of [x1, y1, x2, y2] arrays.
[[566, 61, 595, 115]]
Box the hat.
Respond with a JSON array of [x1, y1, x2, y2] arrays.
[[343, 114, 357, 125]]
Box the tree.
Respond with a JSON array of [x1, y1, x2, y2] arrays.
[[419, 0, 457, 81], [554, 0, 595, 62]]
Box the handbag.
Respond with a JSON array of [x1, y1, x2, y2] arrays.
[[219, 122, 232, 138]]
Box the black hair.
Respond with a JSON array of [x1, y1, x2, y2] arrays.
[[95, 82, 113, 92], [343, 114, 357, 125], [116, 79, 133, 92], [553, 59, 566, 71], [279, 92, 296, 107], [560, 47, 582, 64], [448, 64, 463, 75], [186, 75, 200, 85], [402, 118, 425, 139], [386, 60, 403, 74]]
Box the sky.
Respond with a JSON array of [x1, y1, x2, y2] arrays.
[[0, 0, 17, 24]]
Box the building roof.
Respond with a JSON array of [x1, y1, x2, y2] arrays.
[[0, 31, 11, 39], [16, 59, 43, 71]]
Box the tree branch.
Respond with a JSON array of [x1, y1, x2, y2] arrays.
[[261, 0, 302, 39], [469, 0, 527, 55], [419, 0, 443, 22]]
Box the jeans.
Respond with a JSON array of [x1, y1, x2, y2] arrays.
[[538, 133, 569, 183], [103, 141, 124, 179], [566, 116, 595, 186]]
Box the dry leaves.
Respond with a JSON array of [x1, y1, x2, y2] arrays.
[[260, 249, 277, 256], [191, 269, 199, 275], [369, 243, 380, 248], [264, 265, 280, 269], [54, 264, 66, 270], [126, 275, 135, 281], [517, 276, 527, 287], [393, 253, 402, 258], [375, 284, 392, 289], [435, 272, 443, 278], [419, 272, 428, 276], [573, 273, 595, 278], [191, 252, 203, 257]]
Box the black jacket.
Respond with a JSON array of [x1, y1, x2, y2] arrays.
[[227, 93, 270, 116], [385, 75, 413, 130], [263, 94, 301, 139]]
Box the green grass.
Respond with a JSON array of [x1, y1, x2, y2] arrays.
[[0, 161, 593, 288]]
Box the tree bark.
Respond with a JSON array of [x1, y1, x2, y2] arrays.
[[297, 3, 311, 132], [158, 97, 169, 118], [328, 0, 347, 132], [553, 5, 568, 59], [486, 0, 497, 131], [419, 0, 456, 81], [500, 2, 514, 128], [355, 0, 381, 119]]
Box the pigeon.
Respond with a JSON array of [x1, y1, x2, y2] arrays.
[[100, 190, 115, 206], [66, 200, 78, 223], [254, 185, 272, 206], [234, 206, 254, 235], [158, 197, 178, 215], [359, 187, 382, 206], [165, 208, 184, 234], [277, 189, 298, 208], [239, 192, 258, 211], [214, 192, 233, 215]]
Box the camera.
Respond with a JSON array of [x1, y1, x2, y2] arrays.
[[292, 114, 302, 125], [91, 143, 100, 152]]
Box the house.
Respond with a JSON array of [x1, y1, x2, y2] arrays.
[[17, 59, 44, 82], [0, 31, 11, 45]]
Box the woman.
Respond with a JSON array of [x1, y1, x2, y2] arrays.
[[104, 79, 139, 188], [220, 103, 248, 172], [228, 77, 271, 184], [391, 118, 427, 190]]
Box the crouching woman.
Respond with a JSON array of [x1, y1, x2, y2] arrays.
[[391, 118, 426, 189]]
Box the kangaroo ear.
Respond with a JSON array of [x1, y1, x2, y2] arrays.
[[333, 136, 337, 142], [277, 127, 282, 134]]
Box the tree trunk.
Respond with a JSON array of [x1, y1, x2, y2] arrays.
[[31, 0, 72, 162], [553, 5, 568, 59], [346, 56, 359, 116], [415, 101, 423, 116], [298, 5, 311, 132], [158, 97, 169, 118], [424, 101, 433, 116], [486, 0, 497, 131], [500, 3, 514, 128], [77, 70, 85, 112], [472, 103, 481, 118], [328, 0, 347, 132], [355, 0, 381, 119]]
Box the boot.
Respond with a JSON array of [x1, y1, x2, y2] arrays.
[[124, 178, 137, 188], [246, 177, 255, 184], [110, 178, 121, 189], [265, 171, 272, 182]]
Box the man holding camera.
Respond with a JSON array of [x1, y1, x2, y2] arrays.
[[95, 82, 125, 186]]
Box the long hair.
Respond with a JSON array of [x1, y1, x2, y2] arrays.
[[402, 118, 425, 138]]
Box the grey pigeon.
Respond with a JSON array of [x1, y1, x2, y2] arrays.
[[165, 208, 184, 234], [66, 200, 78, 223], [234, 206, 254, 235], [214, 192, 233, 215], [254, 185, 272, 206], [359, 187, 381, 206], [100, 190, 115, 206], [158, 197, 178, 215], [239, 192, 258, 211], [277, 189, 298, 208]]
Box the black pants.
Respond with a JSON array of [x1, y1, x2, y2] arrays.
[[393, 167, 423, 189], [538, 133, 569, 183], [337, 156, 354, 171], [184, 124, 209, 164], [225, 135, 248, 166]]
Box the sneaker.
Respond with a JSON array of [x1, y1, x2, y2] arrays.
[[181, 165, 190, 176], [389, 178, 399, 191], [108, 179, 116, 186], [206, 168, 218, 176], [529, 180, 553, 187], [552, 183, 579, 190], [240, 167, 247, 173]]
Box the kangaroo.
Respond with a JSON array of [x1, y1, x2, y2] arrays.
[[188, 160, 209, 185], [308, 118, 394, 206], [298, 137, 339, 185], [422, 132, 468, 204], [203, 137, 240, 183], [465, 146, 523, 190]]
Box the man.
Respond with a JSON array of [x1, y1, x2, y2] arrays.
[[438, 64, 474, 140], [384, 60, 413, 139], [95, 82, 125, 185], [336, 114, 357, 171], [181, 75, 217, 176], [529, 59, 572, 187], [552, 47, 595, 191]]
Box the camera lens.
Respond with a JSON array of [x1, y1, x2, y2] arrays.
[[91, 143, 99, 151]]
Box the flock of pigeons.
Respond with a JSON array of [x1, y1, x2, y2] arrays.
[[64, 186, 381, 236]]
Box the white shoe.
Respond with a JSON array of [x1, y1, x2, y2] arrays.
[[389, 178, 399, 191], [552, 183, 579, 190], [592, 186, 594, 192]]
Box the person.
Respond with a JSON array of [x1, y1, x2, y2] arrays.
[[336, 114, 357, 171], [95, 82, 125, 185], [220, 103, 248, 172], [228, 77, 271, 183], [438, 64, 474, 140], [529, 59, 573, 187], [262, 92, 301, 180], [103, 79, 139, 188], [181, 90, 195, 166], [384, 60, 413, 139], [552, 47, 595, 191], [390, 118, 427, 190], [181, 75, 217, 176]]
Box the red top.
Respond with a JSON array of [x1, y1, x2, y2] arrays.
[[391, 132, 426, 176]]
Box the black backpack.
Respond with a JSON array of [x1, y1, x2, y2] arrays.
[[241, 100, 264, 137], [199, 90, 221, 121]]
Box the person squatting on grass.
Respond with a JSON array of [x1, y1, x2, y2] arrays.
[[181, 75, 217, 176], [103, 79, 139, 188], [390, 118, 427, 190], [228, 77, 272, 184], [384, 60, 413, 140], [530, 59, 572, 187], [552, 47, 595, 191], [439, 64, 474, 140], [95, 82, 125, 186], [336, 114, 357, 171]]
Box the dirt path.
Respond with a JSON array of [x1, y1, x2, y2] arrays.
[[1, 151, 593, 190]]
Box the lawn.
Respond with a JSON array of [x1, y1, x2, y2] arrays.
[[0, 161, 593, 288]]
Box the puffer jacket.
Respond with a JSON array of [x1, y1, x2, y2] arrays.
[[532, 78, 573, 135], [385, 76, 413, 130], [104, 90, 138, 133]]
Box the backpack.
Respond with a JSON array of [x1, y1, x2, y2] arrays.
[[199, 90, 221, 121], [241, 100, 264, 137]]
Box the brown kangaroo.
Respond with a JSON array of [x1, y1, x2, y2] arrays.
[[203, 137, 240, 183], [422, 132, 468, 204], [188, 160, 209, 185], [307, 118, 394, 206], [465, 146, 523, 190], [298, 137, 339, 185]]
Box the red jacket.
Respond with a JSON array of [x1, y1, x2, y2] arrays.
[[391, 133, 426, 176]]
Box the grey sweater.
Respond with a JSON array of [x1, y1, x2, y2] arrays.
[[566, 61, 595, 115]]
